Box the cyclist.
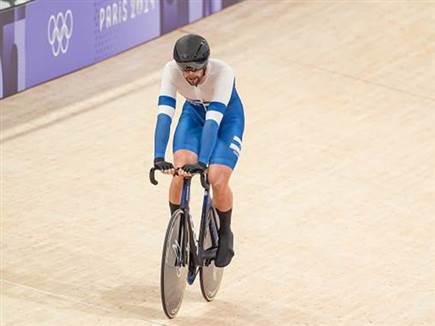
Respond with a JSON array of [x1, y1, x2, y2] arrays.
[[153, 34, 245, 267]]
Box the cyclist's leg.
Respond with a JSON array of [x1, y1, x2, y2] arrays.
[[208, 164, 235, 267], [208, 128, 242, 211], [169, 150, 198, 207], [169, 102, 203, 213], [208, 94, 244, 266], [208, 164, 233, 211], [208, 135, 242, 267]]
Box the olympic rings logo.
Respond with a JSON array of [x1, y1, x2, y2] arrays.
[[47, 10, 73, 57]]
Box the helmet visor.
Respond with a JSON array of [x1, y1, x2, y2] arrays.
[[176, 60, 208, 72]]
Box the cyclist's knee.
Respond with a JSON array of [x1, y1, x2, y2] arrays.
[[210, 178, 226, 193], [173, 149, 198, 168], [208, 167, 231, 193], [171, 150, 197, 192]]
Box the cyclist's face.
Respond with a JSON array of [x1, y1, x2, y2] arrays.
[[183, 68, 205, 86]]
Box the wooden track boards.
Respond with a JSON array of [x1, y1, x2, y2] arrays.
[[2, 1, 435, 325]]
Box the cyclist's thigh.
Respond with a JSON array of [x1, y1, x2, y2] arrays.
[[209, 129, 243, 170], [173, 103, 203, 156], [210, 105, 244, 170]]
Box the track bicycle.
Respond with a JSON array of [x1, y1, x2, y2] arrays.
[[149, 167, 224, 319]]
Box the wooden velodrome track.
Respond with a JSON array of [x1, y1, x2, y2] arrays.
[[2, 1, 435, 325]]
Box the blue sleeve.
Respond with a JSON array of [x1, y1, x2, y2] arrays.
[[154, 96, 176, 159], [198, 102, 226, 165], [198, 120, 219, 165]]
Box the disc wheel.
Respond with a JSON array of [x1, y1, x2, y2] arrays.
[[160, 209, 189, 318], [200, 208, 224, 301]]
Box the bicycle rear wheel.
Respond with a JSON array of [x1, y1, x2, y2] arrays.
[[200, 207, 224, 301], [160, 209, 189, 318]]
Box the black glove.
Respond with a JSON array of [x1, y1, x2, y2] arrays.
[[154, 157, 174, 171], [181, 162, 207, 174]]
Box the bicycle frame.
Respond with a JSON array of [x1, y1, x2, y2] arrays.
[[152, 168, 224, 318], [179, 176, 218, 267], [149, 168, 219, 267]]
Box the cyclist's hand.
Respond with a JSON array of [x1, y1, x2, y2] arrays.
[[180, 162, 207, 177], [154, 158, 175, 175]]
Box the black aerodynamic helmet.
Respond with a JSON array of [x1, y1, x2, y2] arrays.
[[173, 34, 210, 71]]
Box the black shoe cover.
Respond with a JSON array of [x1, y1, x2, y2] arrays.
[[215, 230, 234, 267]]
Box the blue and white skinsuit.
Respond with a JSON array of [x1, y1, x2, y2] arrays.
[[154, 59, 245, 169]]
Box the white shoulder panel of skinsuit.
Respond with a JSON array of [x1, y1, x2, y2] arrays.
[[160, 59, 235, 106]]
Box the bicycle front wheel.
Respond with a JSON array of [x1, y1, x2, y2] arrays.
[[200, 208, 224, 301], [160, 209, 189, 318]]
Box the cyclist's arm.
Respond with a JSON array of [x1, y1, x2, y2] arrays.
[[198, 67, 235, 165], [154, 63, 177, 160]]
